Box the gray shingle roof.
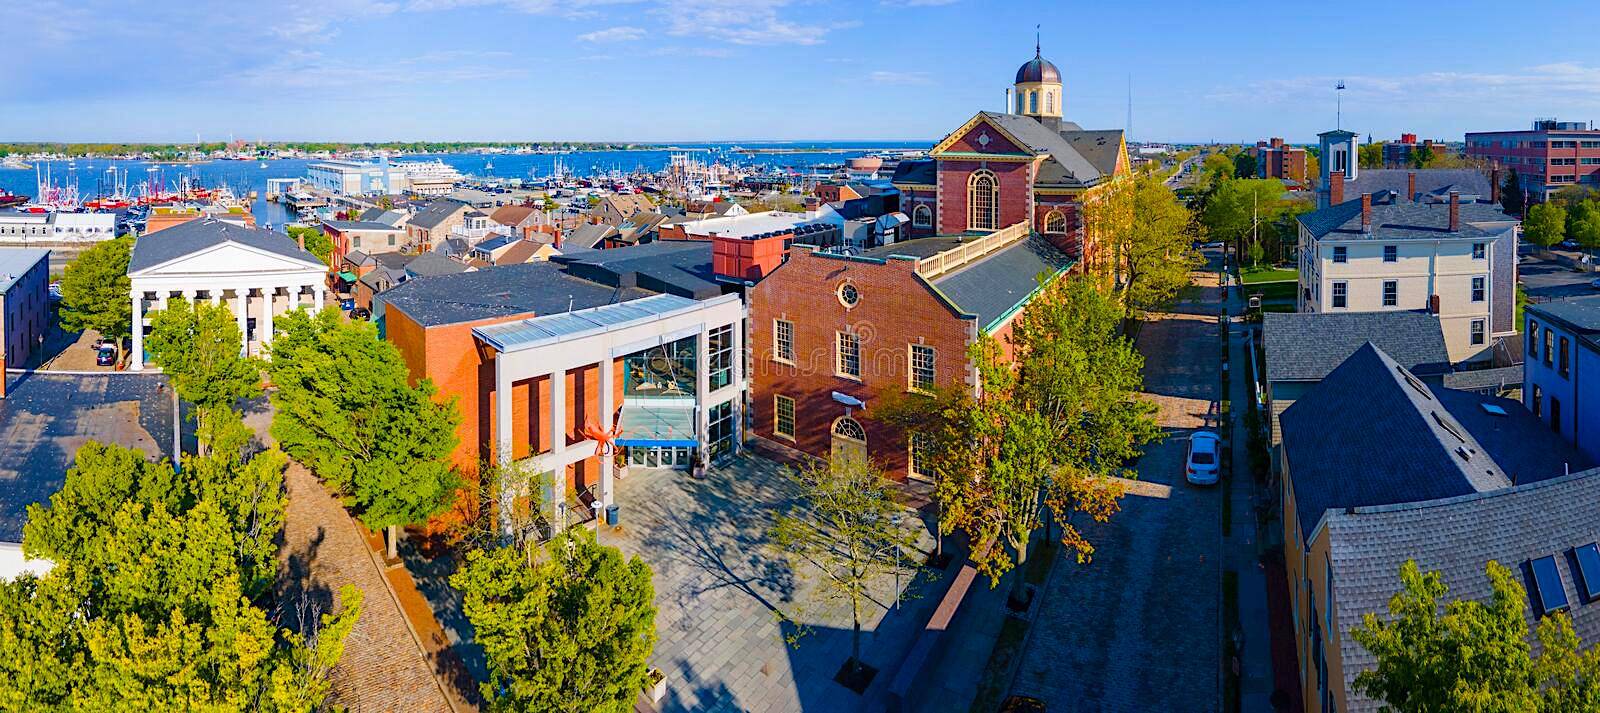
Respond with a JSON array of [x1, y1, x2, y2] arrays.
[[379, 261, 651, 327], [403, 251, 469, 278], [1298, 197, 1516, 241], [1282, 343, 1588, 540], [891, 159, 935, 185], [129, 219, 322, 273], [1527, 295, 1600, 351], [323, 220, 400, 231], [929, 236, 1075, 331], [407, 199, 469, 230], [1346, 168, 1493, 203], [552, 241, 722, 299], [976, 111, 1110, 188], [1263, 311, 1451, 382], [566, 223, 619, 250], [1326, 467, 1600, 713]]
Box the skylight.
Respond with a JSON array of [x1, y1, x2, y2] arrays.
[[1528, 556, 1571, 616], [1397, 365, 1433, 400], [1574, 544, 1600, 603], [1432, 411, 1467, 443], [1480, 403, 1508, 417]]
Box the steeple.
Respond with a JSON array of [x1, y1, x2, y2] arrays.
[[1013, 30, 1063, 124]]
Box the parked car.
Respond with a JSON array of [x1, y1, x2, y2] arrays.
[[47, 282, 62, 301], [1560, 240, 1580, 250], [350, 307, 372, 320], [1590, 277, 1600, 291], [95, 344, 117, 367], [1000, 696, 1046, 713], [1185, 431, 1222, 485]]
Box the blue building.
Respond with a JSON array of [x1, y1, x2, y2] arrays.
[[1525, 295, 1600, 464]]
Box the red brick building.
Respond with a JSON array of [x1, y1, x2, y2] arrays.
[[1467, 119, 1600, 200], [891, 45, 1127, 263], [1251, 138, 1307, 186]]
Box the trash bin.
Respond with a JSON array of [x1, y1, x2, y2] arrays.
[[605, 504, 619, 527]]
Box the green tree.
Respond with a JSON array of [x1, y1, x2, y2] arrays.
[[1351, 560, 1600, 712], [451, 530, 656, 713], [1524, 202, 1568, 251], [143, 299, 262, 418], [1569, 199, 1600, 256], [769, 455, 921, 672], [1202, 177, 1286, 259], [1502, 170, 1525, 216], [1096, 174, 1202, 315], [1410, 142, 1436, 169], [267, 308, 461, 558], [1232, 151, 1257, 179], [1359, 141, 1386, 169], [286, 226, 333, 265], [58, 235, 133, 350], [1247, 239, 1265, 267]]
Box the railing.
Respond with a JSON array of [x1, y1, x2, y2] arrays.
[[914, 221, 1030, 278]]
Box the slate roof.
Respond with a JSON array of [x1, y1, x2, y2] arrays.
[[1298, 193, 1517, 241], [1281, 343, 1587, 540], [1325, 467, 1600, 713], [890, 159, 935, 186], [1345, 169, 1493, 203], [944, 111, 1121, 189], [407, 199, 469, 230], [552, 240, 722, 299], [566, 223, 620, 249], [128, 219, 322, 273], [1527, 295, 1600, 350], [490, 204, 536, 227], [323, 220, 400, 231], [1263, 311, 1451, 382], [380, 262, 651, 327], [403, 251, 469, 278], [928, 235, 1075, 330]]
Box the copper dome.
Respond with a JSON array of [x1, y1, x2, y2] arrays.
[[1015, 54, 1060, 84]]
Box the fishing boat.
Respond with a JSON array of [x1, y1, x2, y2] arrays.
[[0, 188, 29, 208]]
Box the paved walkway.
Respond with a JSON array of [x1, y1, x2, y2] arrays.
[[1006, 256, 1224, 711], [610, 455, 941, 713]]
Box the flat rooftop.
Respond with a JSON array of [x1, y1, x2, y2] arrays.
[[0, 248, 49, 295], [676, 210, 816, 239]]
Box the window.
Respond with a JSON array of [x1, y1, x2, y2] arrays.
[[1552, 397, 1562, 434], [1383, 245, 1397, 262], [1471, 319, 1486, 345], [1527, 555, 1570, 616], [1546, 330, 1555, 366], [1560, 336, 1570, 377], [912, 204, 932, 228], [1533, 384, 1543, 417], [774, 395, 795, 440], [836, 331, 861, 378], [1529, 322, 1539, 359], [773, 319, 794, 363], [909, 344, 936, 392], [388, 234, 397, 246], [1045, 91, 1054, 114], [968, 170, 999, 231], [1043, 210, 1066, 234], [708, 400, 735, 459], [1472, 276, 1486, 302], [1332, 281, 1347, 308], [1029, 91, 1038, 114], [1383, 280, 1398, 307], [708, 324, 733, 391], [1332, 246, 1347, 263], [915, 431, 934, 482], [1472, 242, 1485, 259], [833, 417, 866, 442], [353, 236, 361, 248], [837, 282, 860, 308]]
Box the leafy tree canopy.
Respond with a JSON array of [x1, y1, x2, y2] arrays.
[[59, 235, 133, 343], [143, 299, 262, 413], [1524, 202, 1568, 249]]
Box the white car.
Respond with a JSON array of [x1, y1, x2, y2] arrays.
[[1186, 431, 1222, 485]]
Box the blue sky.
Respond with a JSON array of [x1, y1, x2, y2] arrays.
[[5, 0, 1600, 144]]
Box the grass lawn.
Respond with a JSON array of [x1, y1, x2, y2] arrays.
[[1240, 266, 1297, 284], [1246, 281, 1298, 304]]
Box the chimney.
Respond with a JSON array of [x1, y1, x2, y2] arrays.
[[1429, 294, 1441, 314], [1448, 191, 1460, 231], [1361, 193, 1372, 232], [297, 232, 305, 251], [1407, 172, 1417, 202], [1005, 88, 1012, 114], [1491, 168, 1502, 203], [1330, 170, 1345, 205]]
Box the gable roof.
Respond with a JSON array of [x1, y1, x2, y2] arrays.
[[926, 236, 1075, 330], [494, 241, 542, 265], [1263, 311, 1452, 382], [473, 234, 518, 253], [933, 112, 1123, 189], [489, 204, 537, 228], [1298, 194, 1516, 241], [1346, 169, 1493, 203], [1281, 343, 1588, 539], [408, 199, 470, 230], [403, 251, 470, 278], [323, 220, 400, 232], [566, 223, 620, 249], [552, 240, 722, 299], [128, 219, 322, 273]]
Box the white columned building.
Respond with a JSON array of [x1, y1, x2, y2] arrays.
[[127, 219, 327, 370]]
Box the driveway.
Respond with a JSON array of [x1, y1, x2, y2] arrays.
[[1006, 256, 1223, 711], [609, 454, 941, 713], [0, 371, 185, 542]]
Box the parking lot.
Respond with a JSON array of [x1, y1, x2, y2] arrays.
[[1521, 251, 1597, 301], [0, 372, 186, 542]]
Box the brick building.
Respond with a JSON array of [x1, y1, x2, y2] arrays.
[[1251, 138, 1307, 186], [891, 43, 1127, 264], [1466, 118, 1600, 200], [1381, 133, 1445, 168]]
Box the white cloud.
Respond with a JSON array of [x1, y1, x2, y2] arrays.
[[656, 0, 845, 46], [868, 70, 931, 85], [579, 26, 647, 42], [882, 0, 959, 5], [1212, 63, 1600, 109]]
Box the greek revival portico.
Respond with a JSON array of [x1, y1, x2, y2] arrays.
[[125, 219, 327, 370], [472, 292, 746, 534]]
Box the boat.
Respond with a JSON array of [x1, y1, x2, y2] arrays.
[[0, 189, 29, 208], [259, 162, 268, 168]]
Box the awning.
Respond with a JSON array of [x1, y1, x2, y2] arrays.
[[615, 401, 697, 448], [336, 271, 358, 282]]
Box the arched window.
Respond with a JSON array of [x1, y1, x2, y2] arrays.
[[1016, 92, 1026, 114], [912, 204, 932, 228], [1045, 91, 1054, 113], [1029, 91, 1038, 114], [832, 417, 866, 443], [968, 170, 999, 231], [1044, 209, 1066, 234]]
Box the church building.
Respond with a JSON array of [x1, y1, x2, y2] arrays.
[[892, 42, 1129, 264]]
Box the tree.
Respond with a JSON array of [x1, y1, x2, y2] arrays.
[[58, 235, 133, 349], [1351, 560, 1600, 712], [1202, 177, 1286, 260], [1502, 170, 1526, 216], [1232, 151, 1257, 179], [267, 307, 461, 558], [1359, 141, 1386, 169], [1410, 142, 1436, 169], [1303, 150, 1320, 189], [1094, 173, 1202, 315], [1247, 239, 1265, 267], [1569, 199, 1600, 257], [769, 455, 921, 673], [451, 529, 656, 713], [143, 299, 262, 420], [1523, 202, 1567, 251], [286, 226, 333, 265]]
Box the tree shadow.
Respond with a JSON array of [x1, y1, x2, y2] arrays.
[[272, 524, 335, 636], [656, 659, 745, 712], [397, 535, 489, 703]]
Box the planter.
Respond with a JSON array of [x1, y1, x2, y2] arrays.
[[646, 668, 667, 704]]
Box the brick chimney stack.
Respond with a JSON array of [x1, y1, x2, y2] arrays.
[[297, 232, 305, 251], [1491, 168, 1502, 203], [1330, 170, 1345, 205], [1407, 172, 1417, 202], [1448, 191, 1460, 232], [1361, 193, 1373, 232]]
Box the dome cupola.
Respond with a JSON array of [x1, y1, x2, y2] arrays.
[[1012, 34, 1062, 120]]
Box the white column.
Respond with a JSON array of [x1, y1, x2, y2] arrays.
[[182, 289, 198, 305], [234, 289, 248, 357], [549, 367, 566, 534], [598, 357, 614, 508], [259, 287, 275, 347], [495, 357, 515, 537], [287, 285, 300, 311], [313, 284, 325, 310], [695, 328, 710, 467], [129, 294, 144, 370], [156, 290, 169, 311]]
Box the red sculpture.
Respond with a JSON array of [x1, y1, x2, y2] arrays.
[[581, 421, 624, 457]]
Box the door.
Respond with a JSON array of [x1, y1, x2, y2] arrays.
[[831, 417, 868, 465]]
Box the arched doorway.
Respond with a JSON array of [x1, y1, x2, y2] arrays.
[[831, 416, 867, 464]]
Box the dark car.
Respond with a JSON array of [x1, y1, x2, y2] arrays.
[[96, 345, 117, 367], [350, 307, 372, 320], [1000, 695, 1047, 713]]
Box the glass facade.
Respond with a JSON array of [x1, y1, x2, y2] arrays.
[[708, 400, 735, 459], [709, 324, 734, 391], [624, 334, 697, 399]]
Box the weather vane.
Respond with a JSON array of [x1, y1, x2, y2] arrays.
[[1336, 80, 1346, 129]]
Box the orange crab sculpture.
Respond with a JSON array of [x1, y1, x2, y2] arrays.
[[580, 421, 624, 457]]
